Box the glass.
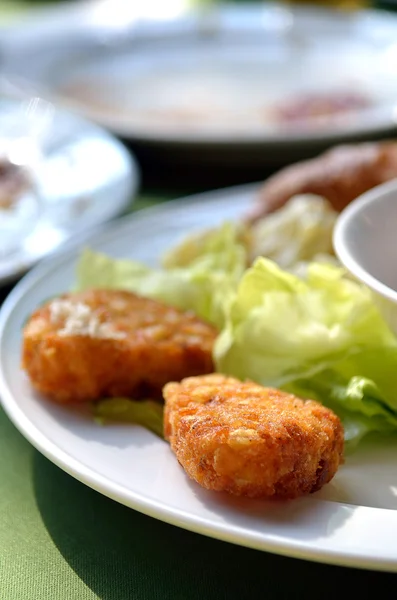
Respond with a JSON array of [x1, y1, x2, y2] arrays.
[[0, 87, 53, 258]]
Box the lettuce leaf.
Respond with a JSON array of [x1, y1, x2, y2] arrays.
[[215, 258, 397, 445], [162, 194, 337, 271], [248, 194, 337, 268], [162, 222, 249, 269], [94, 398, 164, 438], [284, 372, 397, 450], [75, 223, 246, 329]]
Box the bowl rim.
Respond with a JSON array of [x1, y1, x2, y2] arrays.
[[333, 177, 397, 304]]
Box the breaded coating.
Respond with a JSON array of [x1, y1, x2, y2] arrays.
[[164, 374, 344, 499], [22, 290, 217, 403], [248, 141, 397, 222]]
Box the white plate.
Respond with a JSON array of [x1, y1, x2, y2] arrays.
[[1, 185, 397, 572], [0, 97, 139, 285], [3, 2, 397, 161]]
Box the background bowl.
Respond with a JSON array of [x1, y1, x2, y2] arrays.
[[333, 178, 397, 334]]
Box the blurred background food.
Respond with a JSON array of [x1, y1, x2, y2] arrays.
[[1, 0, 397, 281], [2, 0, 397, 189], [249, 140, 397, 219], [163, 193, 338, 273]]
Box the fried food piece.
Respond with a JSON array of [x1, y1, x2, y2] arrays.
[[248, 141, 397, 222], [273, 91, 371, 125], [22, 289, 217, 403], [164, 374, 344, 499]]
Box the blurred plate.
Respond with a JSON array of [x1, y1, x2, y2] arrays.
[[2, 2, 397, 166], [0, 97, 139, 285]]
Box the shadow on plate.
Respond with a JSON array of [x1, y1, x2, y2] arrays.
[[314, 434, 397, 510], [37, 399, 163, 450], [185, 478, 352, 543], [33, 452, 395, 600]]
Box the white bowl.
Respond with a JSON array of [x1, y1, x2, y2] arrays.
[[333, 178, 397, 334]]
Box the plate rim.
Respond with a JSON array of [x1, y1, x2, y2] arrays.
[[2, 184, 397, 573]]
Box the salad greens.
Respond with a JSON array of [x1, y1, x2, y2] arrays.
[[214, 259, 397, 449], [76, 223, 246, 329], [163, 194, 337, 272], [76, 230, 397, 448], [248, 194, 337, 269], [214, 259, 395, 386], [94, 398, 164, 438]]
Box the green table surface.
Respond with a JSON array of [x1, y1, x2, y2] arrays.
[[1, 2, 397, 599]]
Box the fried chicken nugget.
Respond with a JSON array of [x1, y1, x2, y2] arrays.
[[248, 141, 397, 222], [164, 374, 344, 499], [22, 290, 217, 403]]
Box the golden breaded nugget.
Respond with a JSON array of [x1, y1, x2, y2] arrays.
[[164, 374, 344, 499], [22, 290, 217, 403], [248, 141, 397, 222]]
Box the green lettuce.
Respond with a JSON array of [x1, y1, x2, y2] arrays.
[[162, 194, 337, 272], [94, 398, 164, 438], [162, 223, 249, 269], [215, 258, 397, 446], [76, 234, 397, 447], [248, 194, 337, 269], [284, 372, 397, 449], [75, 223, 246, 329]]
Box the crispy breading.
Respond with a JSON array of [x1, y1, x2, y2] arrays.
[[22, 290, 217, 403], [164, 374, 344, 499], [248, 141, 397, 222]]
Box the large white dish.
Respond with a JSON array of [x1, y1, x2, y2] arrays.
[[0, 97, 138, 285], [1, 185, 397, 572], [3, 3, 397, 165]]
